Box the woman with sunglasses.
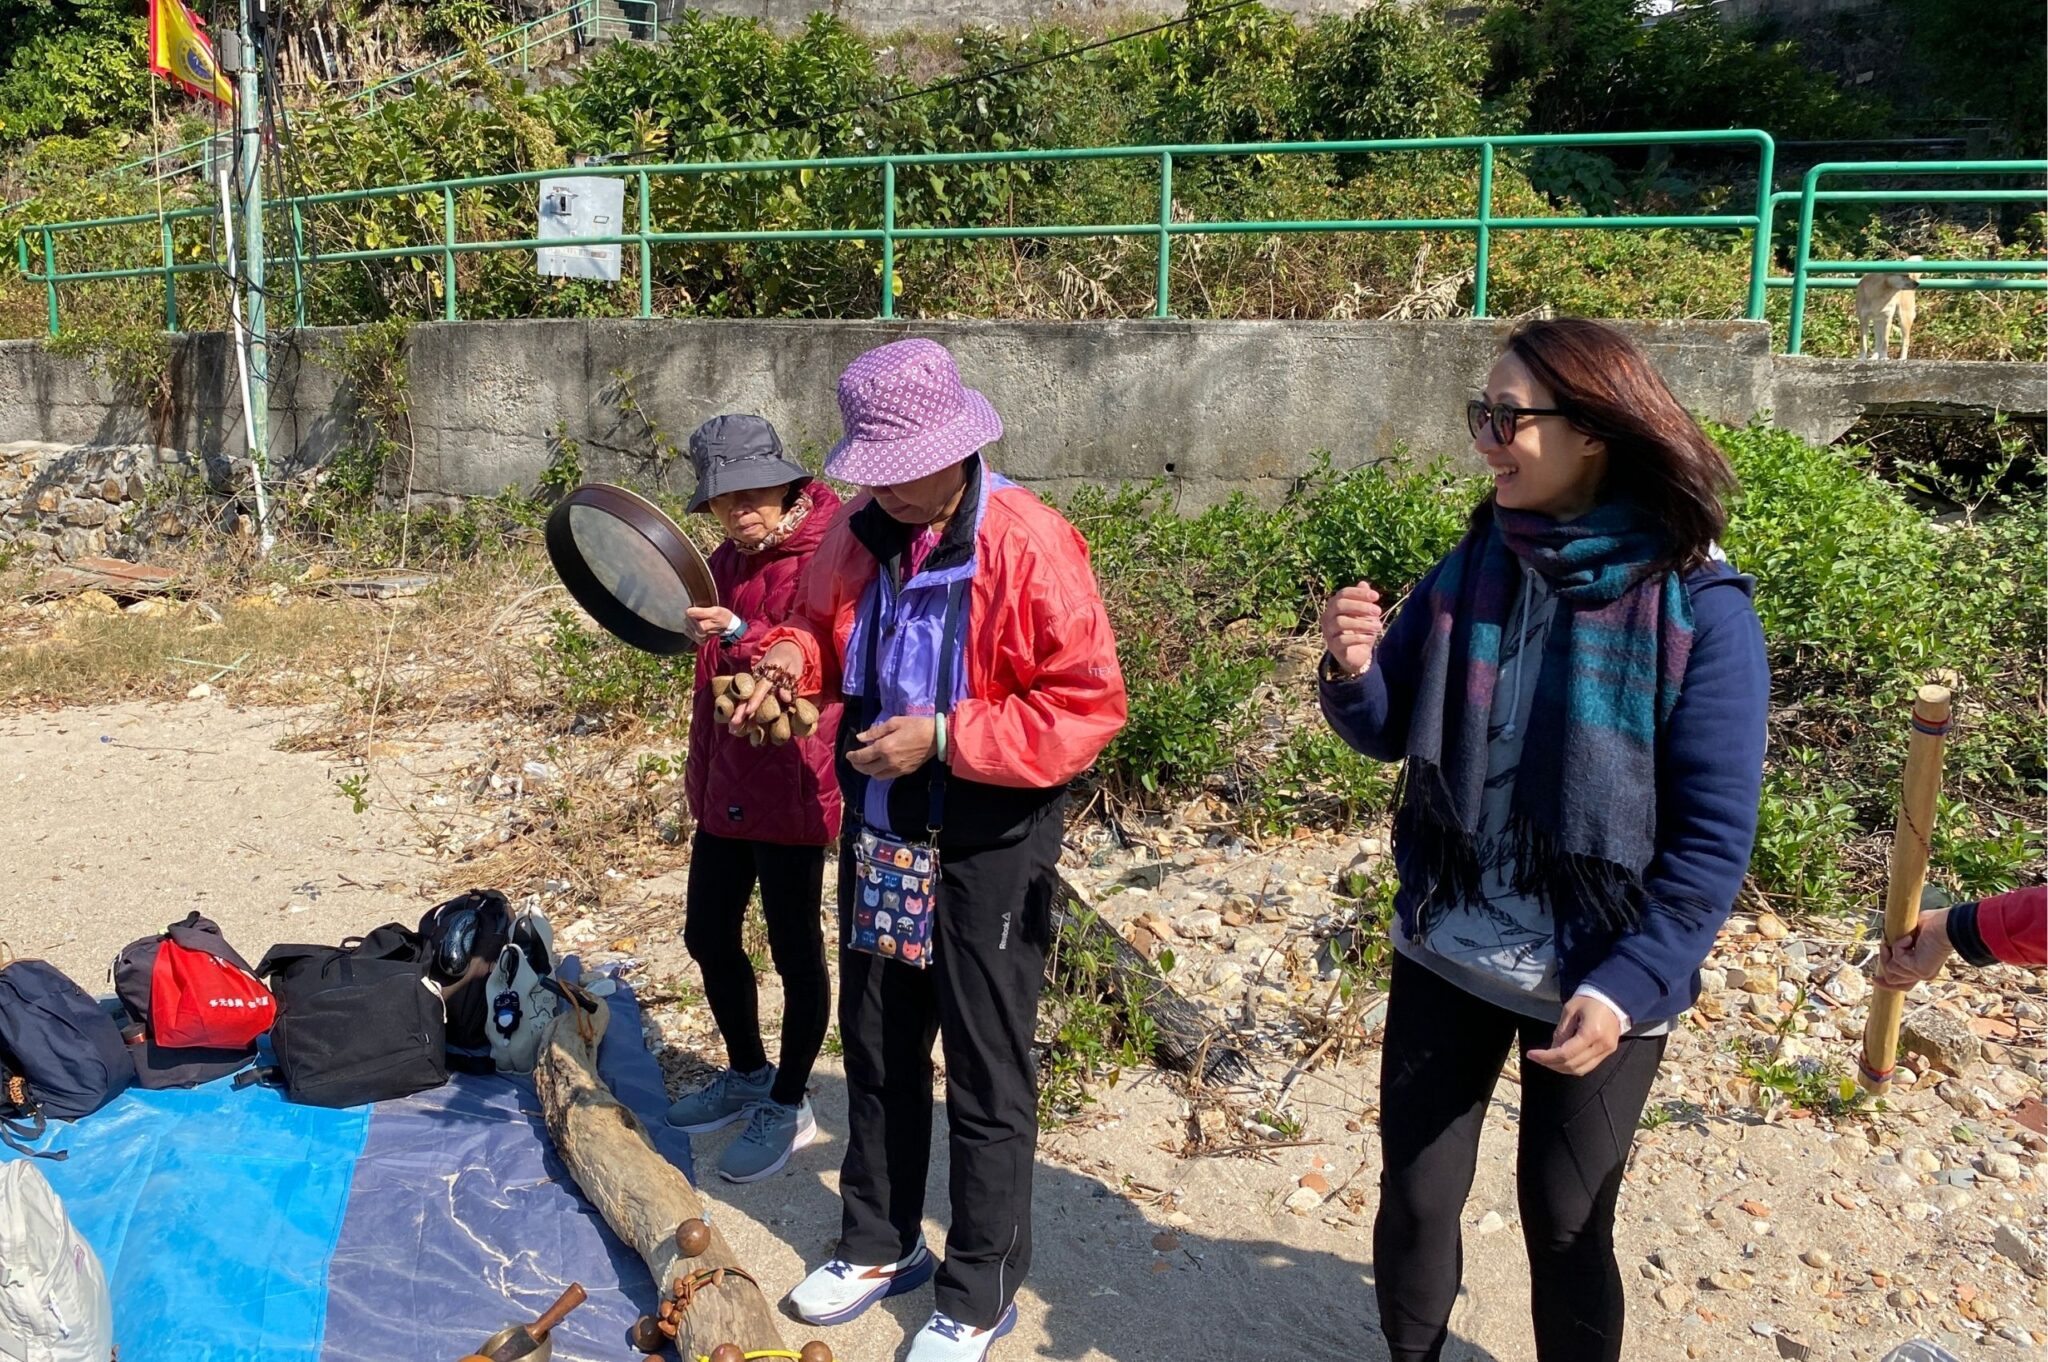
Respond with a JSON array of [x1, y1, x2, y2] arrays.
[[1319, 318, 1769, 1362]]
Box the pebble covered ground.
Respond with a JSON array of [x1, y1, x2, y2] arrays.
[[556, 810, 2045, 1361]]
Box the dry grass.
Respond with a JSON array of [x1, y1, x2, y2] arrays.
[[0, 595, 387, 708], [0, 534, 557, 714]]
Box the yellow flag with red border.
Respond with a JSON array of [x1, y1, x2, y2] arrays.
[[148, 0, 235, 109]]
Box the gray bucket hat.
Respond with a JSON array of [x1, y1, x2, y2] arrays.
[[686, 413, 809, 512]]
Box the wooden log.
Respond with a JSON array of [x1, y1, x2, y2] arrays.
[[1052, 875, 1257, 1086], [1859, 683, 1954, 1095], [533, 991, 786, 1358]]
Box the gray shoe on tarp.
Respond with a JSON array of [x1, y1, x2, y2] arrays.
[[717, 1097, 817, 1183], [665, 1065, 774, 1133]]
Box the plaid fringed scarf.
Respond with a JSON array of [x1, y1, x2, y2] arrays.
[[1396, 500, 1696, 936]]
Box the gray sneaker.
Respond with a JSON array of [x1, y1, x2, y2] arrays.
[[717, 1097, 818, 1183], [665, 1065, 774, 1133]]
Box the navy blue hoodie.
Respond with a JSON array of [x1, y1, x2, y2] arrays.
[[1320, 558, 1770, 1028]]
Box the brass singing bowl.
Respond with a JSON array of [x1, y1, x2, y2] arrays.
[[477, 1325, 553, 1362]]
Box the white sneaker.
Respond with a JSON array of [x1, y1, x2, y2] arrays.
[[905, 1304, 1019, 1362], [785, 1237, 937, 1326]]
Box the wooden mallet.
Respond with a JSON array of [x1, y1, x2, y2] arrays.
[[1858, 683, 1953, 1095]]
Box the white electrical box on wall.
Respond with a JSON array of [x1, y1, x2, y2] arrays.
[[536, 176, 626, 282]]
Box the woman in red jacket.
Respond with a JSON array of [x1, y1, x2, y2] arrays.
[[665, 414, 843, 1185], [731, 339, 1126, 1362]]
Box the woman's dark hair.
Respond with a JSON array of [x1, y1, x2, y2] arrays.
[[782, 478, 810, 510], [1502, 317, 1737, 570]]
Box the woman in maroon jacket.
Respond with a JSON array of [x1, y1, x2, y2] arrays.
[[666, 413, 844, 1184]]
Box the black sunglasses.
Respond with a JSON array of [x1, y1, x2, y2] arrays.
[[1467, 399, 1568, 444]]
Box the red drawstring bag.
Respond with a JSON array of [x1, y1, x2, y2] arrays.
[[150, 937, 275, 1049]]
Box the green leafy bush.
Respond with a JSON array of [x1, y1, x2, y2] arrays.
[[9, 0, 2039, 354], [534, 608, 694, 724], [1075, 423, 2041, 916]]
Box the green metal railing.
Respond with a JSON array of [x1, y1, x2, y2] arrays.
[[16, 128, 1779, 337], [1769, 160, 2048, 354], [67, 0, 654, 195]]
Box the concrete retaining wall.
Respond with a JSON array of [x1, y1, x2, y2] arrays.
[[0, 319, 1774, 510], [0, 319, 2038, 528]]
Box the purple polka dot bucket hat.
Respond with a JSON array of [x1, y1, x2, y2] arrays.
[[824, 338, 1004, 487]]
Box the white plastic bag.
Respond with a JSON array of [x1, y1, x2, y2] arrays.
[[0, 1161, 113, 1362]]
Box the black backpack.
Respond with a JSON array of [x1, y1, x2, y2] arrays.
[[253, 925, 448, 1109], [0, 955, 133, 1158], [112, 912, 267, 1090], [418, 889, 512, 1057]]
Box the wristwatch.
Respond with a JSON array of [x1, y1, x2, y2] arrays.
[[1319, 652, 1364, 684]]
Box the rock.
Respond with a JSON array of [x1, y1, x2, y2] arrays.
[[1284, 1186, 1322, 1215], [1721, 964, 1748, 991], [1980, 1151, 2023, 1182], [1204, 961, 1244, 990], [1902, 1147, 1941, 1176], [62, 589, 119, 615], [1756, 911, 1789, 940], [1698, 967, 1726, 994], [1782, 940, 1809, 968], [1298, 1172, 1331, 1196], [1901, 1005, 1981, 1074], [1230, 933, 1270, 956], [1993, 1223, 2047, 1279], [1134, 910, 1179, 942], [1475, 1210, 1505, 1234], [1707, 1268, 1754, 1292], [1776, 980, 1803, 1004], [1900, 1201, 1936, 1223], [1655, 1284, 1693, 1313], [1938, 1081, 1989, 1118], [1821, 966, 1869, 1006], [1179, 910, 1223, 940], [185, 683, 211, 700], [1877, 1168, 1919, 1195], [1931, 1185, 1972, 1213], [1800, 1249, 1832, 1269], [1125, 925, 1159, 958]]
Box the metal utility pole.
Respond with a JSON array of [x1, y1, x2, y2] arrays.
[[222, 0, 275, 554]]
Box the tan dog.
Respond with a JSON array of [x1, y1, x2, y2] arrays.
[[1856, 255, 1923, 359]]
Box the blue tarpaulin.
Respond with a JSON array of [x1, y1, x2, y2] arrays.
[[1, 969, 692, 1362]]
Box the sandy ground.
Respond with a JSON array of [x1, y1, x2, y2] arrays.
[[0, 700, 434, 981], [4, 698, 2042, 1362]]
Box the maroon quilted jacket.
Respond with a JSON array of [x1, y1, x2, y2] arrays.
[[684, 480, 844, 845]]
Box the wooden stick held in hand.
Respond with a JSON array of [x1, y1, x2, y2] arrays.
[[1858, 683, 1953, 1095]]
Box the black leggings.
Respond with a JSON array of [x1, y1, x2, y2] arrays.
[[682, 830, 830, 1108], [1375, 951, 1666, 1362]]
